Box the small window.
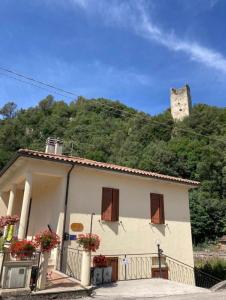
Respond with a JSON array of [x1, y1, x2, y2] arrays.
[[150, 193, 165, 224], [101, 188, 119, 221]]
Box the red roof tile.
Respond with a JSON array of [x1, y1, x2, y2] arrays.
[[16, 149, 200, 187]]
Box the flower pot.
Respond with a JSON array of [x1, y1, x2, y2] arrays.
[[92, 267, 103, 285]]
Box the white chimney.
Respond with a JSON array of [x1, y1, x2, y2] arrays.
[[45, 137, 63, 155], [54, 138, 63, 155], [45, 137, 55, 154]]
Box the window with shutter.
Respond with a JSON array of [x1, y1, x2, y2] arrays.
[[102, 188, 119, 221], [150, 193, 165, 224]]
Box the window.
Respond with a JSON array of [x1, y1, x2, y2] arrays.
[[101, 187, 119, 221], [150, 193, 165, 224]]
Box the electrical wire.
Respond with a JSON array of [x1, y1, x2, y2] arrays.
[[0, 65, 225, 145]]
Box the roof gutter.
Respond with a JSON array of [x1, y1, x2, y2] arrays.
[[60, 163, 75, 271]]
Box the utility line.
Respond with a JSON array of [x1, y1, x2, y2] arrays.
[[0, 66, 76, 98], [0, 65, 225, 145], [0, 72, 74, 101]]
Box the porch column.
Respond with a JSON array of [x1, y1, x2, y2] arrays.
[[18, 173, 32, 240], [6, 185, 16, 216]]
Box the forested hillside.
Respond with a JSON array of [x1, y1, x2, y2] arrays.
[[0, 96, 226, 244]]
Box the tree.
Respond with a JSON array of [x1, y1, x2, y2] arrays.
[[0, 97, 225, 244], [0, 102, 17, 119]]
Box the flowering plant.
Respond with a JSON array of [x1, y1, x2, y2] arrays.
[[10, 240, 36, 259], [0, 215, 19, 227], [34, 230, 60, 253], [93, 255, 107, 267], [77, 234, 100, 252]]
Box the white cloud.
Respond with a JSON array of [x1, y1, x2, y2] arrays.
[[70, 0, 226, 74]]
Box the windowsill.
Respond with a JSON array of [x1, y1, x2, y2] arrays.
[[149, 222, 168, 227], [99, 219, 120, 223]]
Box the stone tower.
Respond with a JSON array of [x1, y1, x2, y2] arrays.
[[170, 85, 192, 121]]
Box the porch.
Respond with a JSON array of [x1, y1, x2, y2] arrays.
[[0, 160, 69, 267]]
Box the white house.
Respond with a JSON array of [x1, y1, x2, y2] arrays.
[[0, 139, 199, 283]]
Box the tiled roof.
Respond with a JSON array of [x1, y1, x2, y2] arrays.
[[16, 149, 200, 187]]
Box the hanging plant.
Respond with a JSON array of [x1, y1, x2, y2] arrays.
[[10, 240, 36, 260], [0, 215, 19, 227], [77, 234, 100, 252], [34, 230, 60, 253]]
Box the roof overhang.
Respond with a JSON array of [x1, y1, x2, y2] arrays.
[[0, 149, 200, 188]]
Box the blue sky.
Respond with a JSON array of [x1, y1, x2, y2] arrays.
[[0, 0, 225, 115]]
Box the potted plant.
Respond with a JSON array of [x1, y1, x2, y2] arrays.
[[93, 255, 107, 268], [77, 234, 100, 252], [10, 240, 36, 260], [34, 230, 60, 253], [92, 255, 112, 285], [34, 230, 60, 290], [0, 215, 20, 227]]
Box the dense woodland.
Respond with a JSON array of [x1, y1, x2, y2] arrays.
[[0, 96, 226, 245]]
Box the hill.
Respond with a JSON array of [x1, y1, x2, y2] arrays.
[[0, 95, 226, 244]]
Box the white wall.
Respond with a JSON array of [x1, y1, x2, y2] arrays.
[[27, 175, 66, 238], [65, 167, 194, 267]]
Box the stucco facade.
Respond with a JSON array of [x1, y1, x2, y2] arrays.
[[0, 150, 198, 283], [66, 166, 194, 266]]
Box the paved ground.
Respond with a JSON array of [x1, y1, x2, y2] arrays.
[[82, 279, 221, 299]]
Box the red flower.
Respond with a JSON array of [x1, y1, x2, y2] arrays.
[[77, 233, 100, 252], [10, 240, 36, 259], [93, 255, 107, 267], [34, 230, 60, 253]]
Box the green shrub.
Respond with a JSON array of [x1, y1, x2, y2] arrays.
[[195, 258, 226, 280]]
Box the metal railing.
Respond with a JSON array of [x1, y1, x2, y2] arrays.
[[56, 247, 83, 281], [57, 247, 222, 289], [101, 253, 156, 281], [92, 252, 221, 288], [165, 254, 221, 289]]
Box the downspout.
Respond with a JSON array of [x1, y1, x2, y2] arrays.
[[60, 163, 75, 271]]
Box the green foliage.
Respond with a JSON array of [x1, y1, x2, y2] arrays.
[[0, 102, 17, 119], [0, 96, 226, 244], [195, 258, 226, 280]]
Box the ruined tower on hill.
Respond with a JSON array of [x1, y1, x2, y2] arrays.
[[170, 85, 192, 121]]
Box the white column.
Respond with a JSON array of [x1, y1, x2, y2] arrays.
[[81, 251, 91, 286], [18, 173, 32, 240], [6, 185, 16, 216], [36, 252, 51, 290]]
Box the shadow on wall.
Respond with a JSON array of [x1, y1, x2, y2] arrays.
[[72, 186, 190, 223], [98, 220, 119, 234]]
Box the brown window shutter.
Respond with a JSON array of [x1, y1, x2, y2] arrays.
[[112, 189, 119, 221], [150, 193, 165, 224], [159, 194, 165, 224], [102, 188, 113, 221]]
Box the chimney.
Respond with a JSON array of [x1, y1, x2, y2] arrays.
[[45, 137, 63, 155], [54, 138, 63, 155]]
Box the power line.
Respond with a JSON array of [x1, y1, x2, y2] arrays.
[[0, 66, 77, 98], [0, 72, 74, 101], [0, 65, 225, 145]]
